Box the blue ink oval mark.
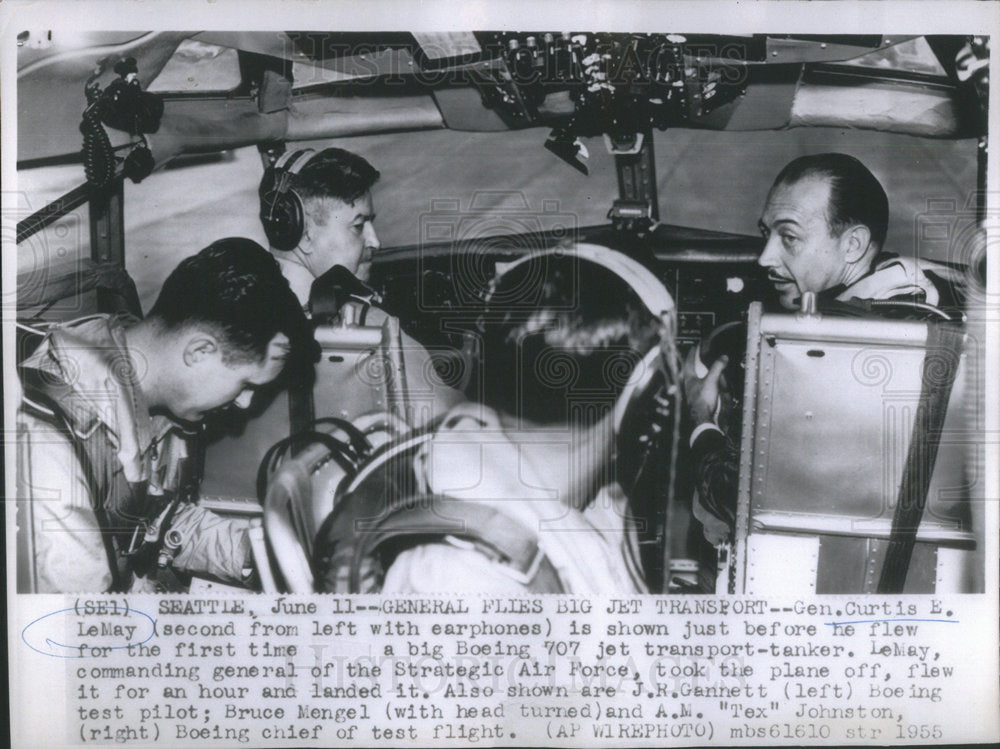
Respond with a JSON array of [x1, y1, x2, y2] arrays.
[[22, 607, 156, 658]]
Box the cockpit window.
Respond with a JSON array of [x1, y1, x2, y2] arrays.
[[147, 39, 241, 93], [290, 62, 355, 89], [838, 37, 946, 77]]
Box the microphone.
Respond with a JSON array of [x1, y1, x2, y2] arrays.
[[308, 265, 382, 323]]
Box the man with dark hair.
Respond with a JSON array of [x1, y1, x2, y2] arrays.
[[478, 257, 663, 425], [685, 153, 965, 545], [769, 152, 890, 248], [344, 246, 680, 593], [258, 146, 462, 427], [17, 238, 313, 593], [758, 152, 960, 312], [261, 147, 382, 302]]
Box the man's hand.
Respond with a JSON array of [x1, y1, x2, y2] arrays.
[[683, 346, 729, 426]]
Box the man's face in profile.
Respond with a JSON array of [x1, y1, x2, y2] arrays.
[[757, 176, 852, 310], [166, 333, 290, 424], [304, 192, 379, 282]]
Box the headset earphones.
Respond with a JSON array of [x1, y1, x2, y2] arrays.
[[488, 243, 679, 435], [488, 245, 682, 587], [259, 148, 316, 251]]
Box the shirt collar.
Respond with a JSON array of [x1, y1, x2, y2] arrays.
[[835, 252, 940, 307], [38, 315, 179, 459], [274, 253, 316, 310]]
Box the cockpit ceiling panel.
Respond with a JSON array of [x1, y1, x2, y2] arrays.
[[193, 32, 420, 79], [16, 30, 151, 70], [16, 33, 979, 163], [791, 80, 960, 137], [18, 31, 190, 163], [762, 35, 912, 65]]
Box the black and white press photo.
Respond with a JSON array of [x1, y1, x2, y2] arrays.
[[12, 27, 989, 596], [5, 2, 998, 747]]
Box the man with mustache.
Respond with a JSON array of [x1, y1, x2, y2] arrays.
[[17, 238, 313, 592], [684, 153, 964, 545]]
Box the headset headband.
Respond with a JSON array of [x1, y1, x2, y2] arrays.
[[271, 148, 316, 196], [490, 244, 677, 432], [274, 147, 316, 175], [261, 148, 319, 251], [494, 243, 675, 318]]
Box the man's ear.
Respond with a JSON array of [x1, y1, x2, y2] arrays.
[[842, 224, 872, 264], [182, 335, 219, 367]]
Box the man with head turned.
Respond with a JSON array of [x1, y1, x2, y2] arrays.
[[314, 246, 681, 594]]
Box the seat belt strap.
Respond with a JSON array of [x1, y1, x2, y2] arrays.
[[877, 323, 965, 593], [352, 495, 563, 592]]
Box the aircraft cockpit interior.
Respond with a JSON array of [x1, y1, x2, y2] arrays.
[[13, 31, 989, 595]]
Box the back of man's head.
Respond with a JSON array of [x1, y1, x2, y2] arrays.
[[477, 252, 663, 425], [771, 152, 889, 250], [147, 237, 314, 368]]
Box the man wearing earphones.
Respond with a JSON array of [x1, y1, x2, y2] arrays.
[[259, 147, 381, 307], [684, 153, 965, 546], [313, 245, 681, 594], [259, 146, 462, 424]]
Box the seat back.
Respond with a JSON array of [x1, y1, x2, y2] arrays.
[[199, 318, 407, 511], [258, 413, 409, 592], [727, 303, 978, 594]]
